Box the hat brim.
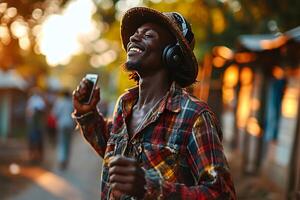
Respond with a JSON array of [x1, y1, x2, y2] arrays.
[[120, 7, 198, 87]]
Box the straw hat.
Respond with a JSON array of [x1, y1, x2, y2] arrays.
[[120, 7, 198, 87]]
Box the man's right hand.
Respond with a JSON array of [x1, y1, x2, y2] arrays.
[[72, 78, 100, 115]]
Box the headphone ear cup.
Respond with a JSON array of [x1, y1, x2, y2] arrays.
[[162, 44, 183, 69], [162, 44, 173, 69]]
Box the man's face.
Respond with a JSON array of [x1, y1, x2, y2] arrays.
[[125, 22, 175, 76]]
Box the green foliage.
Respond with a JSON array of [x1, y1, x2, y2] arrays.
[[96, 0, 299, 97], [0, 0, 72, 86], [3, 0, 69, 18], [1, 0, 299, 95]]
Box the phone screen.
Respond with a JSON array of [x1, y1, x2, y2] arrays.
[[81, 74, 98, 104]]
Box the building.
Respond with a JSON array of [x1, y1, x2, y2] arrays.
[[194, 26, 300, 199], [0, 69, 28, 141]]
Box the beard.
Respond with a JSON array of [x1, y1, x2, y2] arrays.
[[122, 60, 140, 83], [124, 60, 142, 71]]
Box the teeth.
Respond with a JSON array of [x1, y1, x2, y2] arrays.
[[129, 47, 142, 53]]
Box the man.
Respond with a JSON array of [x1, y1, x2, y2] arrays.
[[52, 90, 75, 170], [26, 87, 46, 163], [72, 7, 236, 199]]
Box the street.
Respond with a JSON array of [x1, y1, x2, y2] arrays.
[[1, 131, 102, 200], [0, 130, 284, 200]]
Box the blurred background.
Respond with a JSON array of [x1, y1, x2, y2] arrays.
[[0, 0, 299, 199]]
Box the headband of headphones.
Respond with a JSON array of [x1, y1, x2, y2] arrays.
[[172, 12, 194, 47]]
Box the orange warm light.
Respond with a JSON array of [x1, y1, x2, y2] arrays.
[[246, 117, 261, 137], [236, 67, 253, 128], [235, 52, 256, 63], [213, 56, 226, 68], [222, 65, 239, 104], [21, 167, 84, 199], [251, 98, 260, 111], [197, 54, 213, 102], [260, 35, 288, 50], [213, 46, 234, 60], [240, 67, 253, 85], [222, 87, 235, 104], [0, 25, 11, 45], [272, 66, 285, 79], [281, 88, 299, 118], [211, 8, 226, 34], [9, 163, 20, 175], [223, 65, 239, 87], [37, 0, 99, 66], [236, 85, 252, 128]]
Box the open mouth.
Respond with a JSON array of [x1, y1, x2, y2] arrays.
[[127, 43, 145, 55], [128, 47, 143, 53]]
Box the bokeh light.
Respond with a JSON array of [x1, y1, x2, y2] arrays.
[[9, 163, 20, 175], [37, 0, 99, 66]]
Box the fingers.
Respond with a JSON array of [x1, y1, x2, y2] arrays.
[[110, 182, 135, 193], [109, 156, 137, 167], [111, 189, 123, 199], [73, 86, 99, 104], [109, 174, 135, 183], [72, 89, 83, 109], [108, 156, 146, 198], [73, 78, 88, 102], [109, 177, 146, 198], [109, 164, 137, 176], [72, 79, 100, 114], [90, 87, 100, 107], [109, 156, 137, 176]]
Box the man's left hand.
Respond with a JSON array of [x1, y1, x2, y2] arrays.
[[108, 156, 146, 199]]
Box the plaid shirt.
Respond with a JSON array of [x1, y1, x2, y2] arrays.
[[75, 82, 236, 200]]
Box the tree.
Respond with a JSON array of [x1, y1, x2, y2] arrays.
[[0, 0, 70, 86]]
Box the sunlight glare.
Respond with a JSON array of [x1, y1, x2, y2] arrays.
[[38, 0, 98, 66], [0, 3, 7, 13], [19, 36, 31, 50], [9, 163, 20, 175], [0, 25, 11, 45], [115, 0, 144, 20], [90, 49, 117, 68], [10, 19, 28, 38], [150, 0, 162, 3], [223, 64, 239, 87], [32, 8, 43, 20], [246, 117, 261, 137], [6, 7, 17, 18], [282, 88, 299, 118]]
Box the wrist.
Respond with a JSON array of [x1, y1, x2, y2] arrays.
[[72, 110, 97, 124], [73, 108, 96, 116]]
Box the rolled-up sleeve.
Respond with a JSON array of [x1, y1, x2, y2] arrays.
[[184, 111, 236, 199], [74, 111, 112, 158], [144, 111, 236, 199]]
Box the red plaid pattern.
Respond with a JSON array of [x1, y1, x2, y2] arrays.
[[75, 83, 236, 199]]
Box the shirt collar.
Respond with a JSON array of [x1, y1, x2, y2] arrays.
[[165, 82, 182, 113], [121, 86, 138, 118], [122, 82, 182, 117]]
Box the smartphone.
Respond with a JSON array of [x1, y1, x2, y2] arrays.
[[81, 73, 98, 104]]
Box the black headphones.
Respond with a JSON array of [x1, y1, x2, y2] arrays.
[[162, 12, 194, 69]]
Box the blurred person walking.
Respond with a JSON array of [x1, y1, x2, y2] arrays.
[[26, 88, 46, 164], [52, 89, 75, 170], [45, 111, 57, 145], [45, 89, 58, 146]]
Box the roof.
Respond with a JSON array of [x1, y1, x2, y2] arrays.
[[0, 69, 28, 90], [285, 26, 300, 42], [238, 26, 300, 52], [238, 34, 279, 52]]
